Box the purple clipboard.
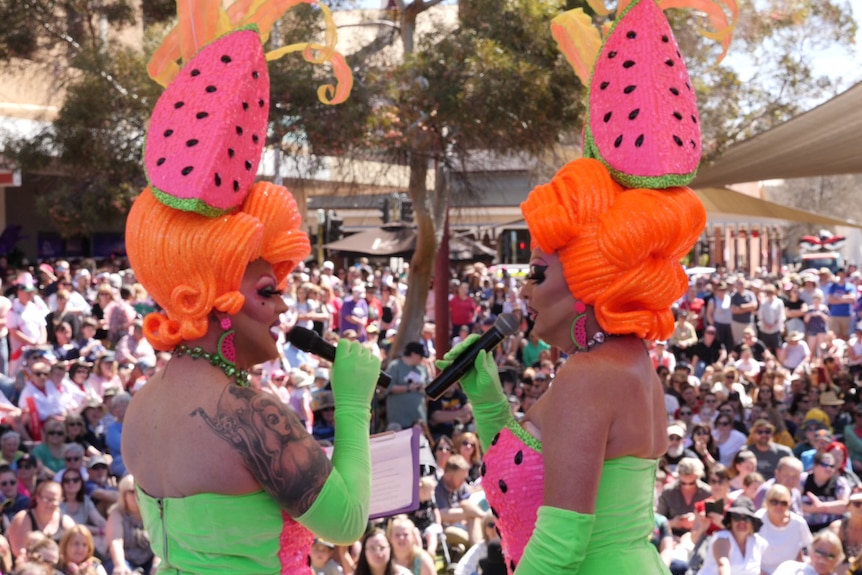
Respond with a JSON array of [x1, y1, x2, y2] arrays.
[[368, 426, 421, 519]]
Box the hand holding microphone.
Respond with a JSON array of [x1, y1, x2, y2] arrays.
[[288, 327, 391, 388]]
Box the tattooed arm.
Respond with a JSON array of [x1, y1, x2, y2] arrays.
[[192, 339, 380, 543], [191, 385, 332, 517]]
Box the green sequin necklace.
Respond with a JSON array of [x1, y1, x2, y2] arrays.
[[173, 344, 249, 387]]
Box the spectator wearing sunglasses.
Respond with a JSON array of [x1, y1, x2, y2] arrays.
[[454, 511, 499, 575], [697, 496, 768, 575], [802, 451, 850, 533], [714, 414, 748, 467], [756, 484, 812, 575], [0, 464, 28, 523], [746, 419, 794, 481], [772, 530, 844, 575]]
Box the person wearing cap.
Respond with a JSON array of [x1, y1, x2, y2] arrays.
[[800, 274, 825, 307], [339, 284, 369, 342], [8, 278, 47, 378], [697, 496, 768, 575], [706, 281, 734, 353], [801, 451, 851, 533], [84, 456, 119, 516], [778, 331, 812, 374], [384, 342, 430, 431], [662, 424, 698, 474], [730, 278, 758, 349], [826, 268, 857, 340], [309, 536, 341, 575], [649, 340, 676, 372], [688, 325, 727, 379]]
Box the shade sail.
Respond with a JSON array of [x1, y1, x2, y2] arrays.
[[693, 82, 862, 188], [695, 187, 862, 229]]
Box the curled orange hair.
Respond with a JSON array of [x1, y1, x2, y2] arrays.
[[125, 182, 311, 351], [521, 158, 705, 340]]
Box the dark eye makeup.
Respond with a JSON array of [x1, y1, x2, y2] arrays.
[[526, 264, 547, 284], [257, 286, 284, 298]]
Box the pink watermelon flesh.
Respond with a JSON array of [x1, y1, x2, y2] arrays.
[[572, 314, 587, 349], [220, 330, 236, 364], [144, 29, 270, 216], [584, 0, 701, 189]]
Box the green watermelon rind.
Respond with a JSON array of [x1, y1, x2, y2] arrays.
[[582, 0, 699, 189], [150, 187, 234, 218], [143, 24, 264, 217]]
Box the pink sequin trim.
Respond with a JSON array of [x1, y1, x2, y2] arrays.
[[482, 426, 544, 574], [279, 511, 314, 574]]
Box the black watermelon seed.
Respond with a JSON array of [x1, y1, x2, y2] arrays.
[[624, 85, 637, 94], [670, 87, 680, 96], [635, 134, 644, 147], [480, 462, 486, 476], [221, 55, 232, 64], [306, 555, 311, 567], [233, 180, 240, 192], [245, 160, 252, 171], [174, 101, 184, 109], [673, 111, 683, 121], [614, 135, 623, 148], [163, 129, 173, 137], [491, 506, 499, 518], [215, 173, 221, 186], [196, 111, 208, 119], [252, 134, 260, 144], [673, 135, 684, 146], [600, 81, 609, 90], [608, 51, 617, 59], [190, 69, 200, 76], [181, 166, 193, 176], [629, 109, 640, 120], [236, 126, 243, 136], [603, 111, 612, 123], [206, 85, 217, 93], [691, 115, 698, 123], [228, 148, 235, 158], [510, 561, 516, 572], [514, 450, 523, 465], [690, 140, 697, 148], [665, 59, 674, 67], [499, 479, 508, 493], [259, 99, 265, 107], [186, 139, 199, 147], [686, 82, 692, 91], [242, 102, 249, 111], [623, 60, 635, 69], [495, 526, 501, 538], [626, 30, 636, 39], [491, 433, 500, 446], [252, 71, 260, 79], [677, 50, 682, 58], [156, 157, 166, 166], [662, 35, 669, 43]]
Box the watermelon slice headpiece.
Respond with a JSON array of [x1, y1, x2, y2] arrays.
[[144, 0, 353, 217], [551, 0, 737, 189]]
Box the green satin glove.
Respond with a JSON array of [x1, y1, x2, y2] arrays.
[[298, 339, 379, 544], [516, 505, 596, 574], [436, 335, 513, 452]]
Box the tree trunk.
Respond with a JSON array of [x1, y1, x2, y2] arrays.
[[390, 153, 436, 357]]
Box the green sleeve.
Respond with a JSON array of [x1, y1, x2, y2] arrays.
[[515, 505, 596, 574]]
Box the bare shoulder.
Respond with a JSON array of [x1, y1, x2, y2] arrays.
[[190, 384, 332, 517]]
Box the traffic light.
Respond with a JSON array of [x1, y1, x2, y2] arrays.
[[400, 198, 414, 223], [327, 210, 344, 242], [380, 197, 390, 224]]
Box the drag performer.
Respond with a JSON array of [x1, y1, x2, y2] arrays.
[[122, 1, 374, 573], [437, 0, 737, 573]]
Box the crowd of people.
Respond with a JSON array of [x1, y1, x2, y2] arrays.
[[4, 254, 862, 574]]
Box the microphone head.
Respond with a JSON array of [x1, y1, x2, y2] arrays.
[[287, 326, 318, 352], [494, 313, 520, 337]]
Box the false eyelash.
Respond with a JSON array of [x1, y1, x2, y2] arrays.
[[526, 265, 548, 284], [258, 287, 284, 298]]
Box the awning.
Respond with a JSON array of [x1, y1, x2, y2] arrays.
[[696, 187, 862, 229], [693, 82, 862, 188], [325, 225, 498, 260]]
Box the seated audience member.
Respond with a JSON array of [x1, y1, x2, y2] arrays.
[[454, 512, 500, 575], [802, 451, 850, 533], [757, 485, 813, 575], [829, 489, 862, 573], [310, 537, 343, 575], [696, 497, 768, 575], [771, 530, 844, 575], [435, 455, 484, 549], [7, 480, 76, 560], [84, 456, 117, 518], [656, 457, 712, 537], [0, 464, 28, 523], [408, 476, 443, 557], [746, 419, 794, 480], [31, 419, 68, 474], [104, 475, 156, 575], [754, 456, 804, 513], [58, 525, 108, 575]]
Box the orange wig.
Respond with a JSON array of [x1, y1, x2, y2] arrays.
[[521, 158, 705, 341], [125, 182, 311, 351]]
